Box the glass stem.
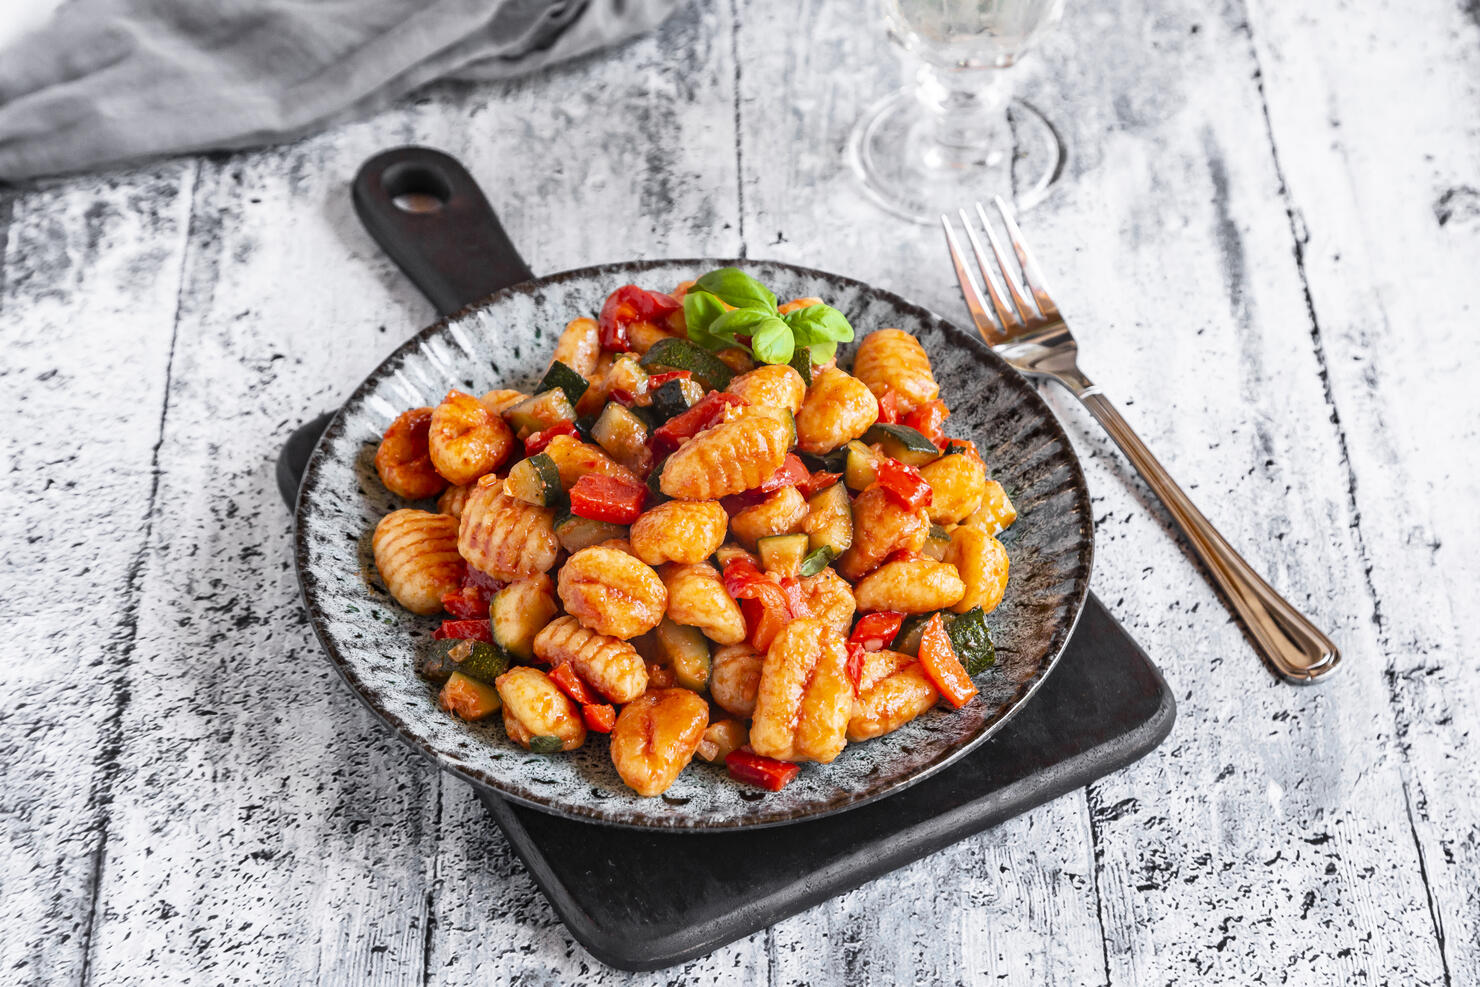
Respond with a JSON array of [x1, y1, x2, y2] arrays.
[[914, 63, 1012, 169]]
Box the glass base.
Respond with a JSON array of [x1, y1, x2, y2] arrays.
[[849, 89, 1065, 224]]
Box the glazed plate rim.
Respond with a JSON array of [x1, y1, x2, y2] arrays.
[[294, 257, 1094, 832]]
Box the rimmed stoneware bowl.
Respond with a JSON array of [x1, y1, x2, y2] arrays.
[[295, 258, 1093, 831]]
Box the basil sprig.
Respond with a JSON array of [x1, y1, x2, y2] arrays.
[[682, 267, 854, 367]]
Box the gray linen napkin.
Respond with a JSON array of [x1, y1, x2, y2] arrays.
[[0, 0, 679, 181]]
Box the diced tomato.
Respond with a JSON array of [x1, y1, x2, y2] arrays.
[[758, 454, 809, 493], [582, 703, 617, 733], [651, 391, 747, 454], [599, 285, 681, 351], [845, 642, 868, 696], [875, 458, 933, 510], [568, 473, 647, 524], [726, 558, 809, 651], [918, 613, 978, 708], [524, 420, 577, 455], [720, 489, 769, 515], [609, 387, 637, 407], [441, 583, 493, 620], [877, 388, 901, 425], [550, 662, 601, 705], [850, 611, 905, 652], [726, 750, 801, 791], [645, 370, 692, 387], [902, 399, 949, 448], [432, 619, 493, 642], [797, 470, 842, 498]]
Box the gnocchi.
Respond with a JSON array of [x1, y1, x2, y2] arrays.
[[366, 272, 1020, 798]]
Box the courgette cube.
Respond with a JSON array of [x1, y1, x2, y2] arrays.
[[863, 423, 942, 467], [891, 613, 933, 657], [655, 618, 711, 692], [946, 606, 996, 675], [537, 360, 590, 407], [639, 337, 734, 391], [555, 513, 628, 553], [757, 533, 810, 578], [800, 448, 848, 474], [677, 377, 706, 406], [788, 348, 813, 386], [649, 378, 695, 422], [503, 453, 564, 508], [504, 388, 578, 439], [844, 440, 879, 491], [440, 671, 502, 721], [922, 523, 951, 561], [528, 735, 565, 754], [591, 402, 653, 475], [605, 356, 649, 403], [804, 482, 853, 556], [491, 575, 557, 661], [418, 638, 477, 685]]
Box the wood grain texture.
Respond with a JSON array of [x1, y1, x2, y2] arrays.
[[0, 162, 195, 985], [0, 0, 1475, 978]]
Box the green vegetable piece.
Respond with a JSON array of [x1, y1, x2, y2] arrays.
[[798, 545, 838, 578], [946, 606, 996, 675], [455, 640, 510, 684], [789, 347, 813, 386], [693, 267, 777, 312], [528, 735, 565, 755], [891, 613, 932, 657], [537, 360, 590, 408], [683, 290, 730, 346], [639, 337, 735, 391]]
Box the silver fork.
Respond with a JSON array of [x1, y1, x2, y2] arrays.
[[943, 198, 1340, 684]]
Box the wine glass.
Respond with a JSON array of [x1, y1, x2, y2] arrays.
[[850, 0, 1067, 223]]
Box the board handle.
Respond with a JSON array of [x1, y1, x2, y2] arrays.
[[351, 146, 534, 316]]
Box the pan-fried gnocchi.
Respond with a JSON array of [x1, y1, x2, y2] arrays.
[[365, 273, 1019, 797]]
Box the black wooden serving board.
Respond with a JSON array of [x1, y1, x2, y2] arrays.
[[276, 366, 1175, 975]]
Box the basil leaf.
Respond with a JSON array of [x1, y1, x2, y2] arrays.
[[784, 304, 854, 344], [694, 267, 778, 313], [709, 306, 775, 341], [806, 341, 839, 365], [749, 315, 795, 365], [682, 290, 729, 347]]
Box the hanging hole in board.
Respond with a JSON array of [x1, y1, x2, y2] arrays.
[[382, 162, 453, 214]]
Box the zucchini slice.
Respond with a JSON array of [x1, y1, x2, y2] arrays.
[[605, 356, 649, 403], [504, 388, 578, 439], [843, 440, 880, 491], [946, 606, 996, 675], [891, 613, 932, 657], [537, 360, 590, 407], [757, 533, 810, 578], [440, 671, 502, 721], [649, 378, 696, 422], [800, 448, 848, 474], [591, 402, 653, 474], [863, 423, 942, 467], [528, 735, 565, 754], [655, 618, 711, 692], [491, 576, 557, 660], [503, 453, 564, 508], [555, 513, 628, 553], [922, 523, 951, 561], [417, 638, 500, 685], [788, 347, 813, 386], [639, 337, 734, 391], [804, 482, 853, 556]]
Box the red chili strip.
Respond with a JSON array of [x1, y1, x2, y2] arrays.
[[725, 750, 801, 791]]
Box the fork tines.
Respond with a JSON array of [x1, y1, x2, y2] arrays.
[[941, 197, 1060, 342]]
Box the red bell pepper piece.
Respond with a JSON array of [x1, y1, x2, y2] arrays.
[[725, 558, 809, 651], [645, 369, 692, 387], [549, 662, 601, 706], [875, 458, 933, 510], [796, 470, 841, 498], [942, 437, 981, 460], [902, 399, 949, 448], [568, 473, 647, 524], [758, 454, 809, 493], [441, 584, 493, 620], [849, 611, 905, 652], [432, 619, 493, 642], [609, 387, 637, 407], [582, 703, 617, 733], [524, 420, 577, 455], [651, 391, 747, 454], [877, 388, 901, 425], [845, 642, 868, 696], [599, 285, 681, 351], [725, 749, 801, 791], [918, 613, 978, 708]]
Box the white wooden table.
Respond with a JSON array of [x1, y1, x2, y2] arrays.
[[3, 0, 1477, 982]]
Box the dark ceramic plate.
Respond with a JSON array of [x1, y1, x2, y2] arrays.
[[295, 258, 1093, 831]]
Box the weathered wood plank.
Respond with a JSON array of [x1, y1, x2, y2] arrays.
[[1244, 0, 1480, 979], [0, 163, 194, 986], [732, 2, 1108, 985]]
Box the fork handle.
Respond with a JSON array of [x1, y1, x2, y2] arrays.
[[1073, 387, 1341, 684]]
